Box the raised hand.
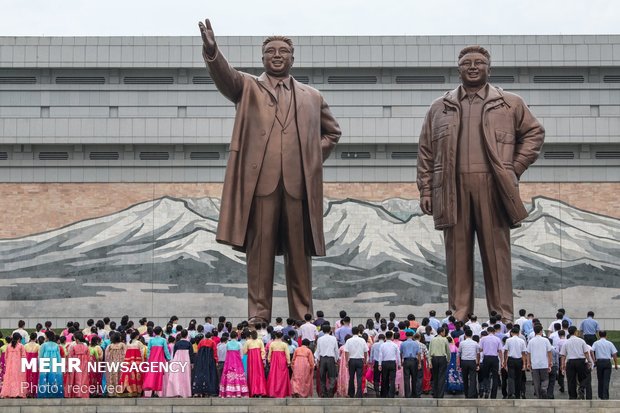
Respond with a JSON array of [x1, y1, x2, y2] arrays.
[[198, 19, 216, 57]]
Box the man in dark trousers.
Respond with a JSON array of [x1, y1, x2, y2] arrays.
[[592, 330, 619, 400], [457, 328, 481, 398], [503, 326, 527, 399], [199, 19, 341, 323], [314, 323, 339, 397], [429, 327, 450, 398], [479, 326, 503, 398], [400, 330, 421, 398], [377, 331, 400, 398], [417, 45, 544, 323], [560, 326, 591, 399]]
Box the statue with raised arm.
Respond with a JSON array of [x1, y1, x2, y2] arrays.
[[417, 46, 544, 322], [198, 19, 341, 323]]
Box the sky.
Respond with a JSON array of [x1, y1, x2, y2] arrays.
[[0, 0, 618, 37]]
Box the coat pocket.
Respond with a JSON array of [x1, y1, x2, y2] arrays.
[[495, 130, 516, 162], [432, 124, 450, 141], [495, 129, 515, 144], [503, 162, 519, 187]]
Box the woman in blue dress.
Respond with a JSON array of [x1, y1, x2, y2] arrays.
[[446, 336, 464, 394], [38, 331, 64, 398]]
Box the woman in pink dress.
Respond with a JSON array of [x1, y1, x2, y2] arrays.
[[0, 336, 6, 394], [0, 333, 27, 398], [164, 329, 193, 398], [290, 339, 315, 397], [24, 332, 40, 398], [161, 335, 176, 397], [336, 334, 352, 397], [219, 331, 249, 398], [65, 332, 90, 398], [243, 330, 267, 397], [266, 331, 291, 398], [142, 326, 171, 397]]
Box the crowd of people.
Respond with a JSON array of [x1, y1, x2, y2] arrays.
[[0, 308, 617, 400]]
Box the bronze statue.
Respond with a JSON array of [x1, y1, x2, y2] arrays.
[[417, 45, 545, 322], [198, 19, 341, 323]]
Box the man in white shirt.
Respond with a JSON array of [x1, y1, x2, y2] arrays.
[[555, 329, 567, 393], [467, 315, 483, 337], [343, 326, 368, 398], [592, 330, 618, 400], [560, 326, 590, 400], [202, 316, 215, 334], [369, 333, 385, 397], [298, 313, 318, 352], [503, 326, 527, 399], [457, 329, 481, 398], [441, 310, 453, 325], [377, 331, 400, 398], [582, 344, 594, 400], [515, 309, 528, 330], [549, 323, 562, 347], [273, 317, 284, 332], [548, 312, 564, 336], [526, 324, 553, 399], [315, 323, 339, 397], [428, 310, 441, 331]]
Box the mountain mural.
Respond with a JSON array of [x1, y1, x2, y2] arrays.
[[0, 196, 618, 309]]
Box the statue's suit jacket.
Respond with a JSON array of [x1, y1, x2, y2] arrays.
[[204, 47, 341, 256]]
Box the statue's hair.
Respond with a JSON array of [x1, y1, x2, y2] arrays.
[[458, 45, 491, 64], [262, 36, 294, 54]]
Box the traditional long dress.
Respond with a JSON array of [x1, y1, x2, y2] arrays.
[[243, 338, 267, 397], [291, 345, 315, 397], [65, 342, 90, 398], [37, 341, 64, 398], [336, 345, 348, 397], [240, 338, 248, 374], [446, 343, 464, 393], [192, 337, 219, 396], [105, 342, 126, 397], [59, 344, 69, 397], [394, 339, 404, 397], [164, 339, 193, 397], [24, 341, 40, 397], [266, 340, 291, 398], [0, 344, 6, 393], [420, 343, 432, 393], [0, 342, 27, 398], [119, 339, 145, 396], [88, 345, 104, 397], [142, 336, 171, 394], [161, 343, 174, 397], [219, 340, 249, 398]]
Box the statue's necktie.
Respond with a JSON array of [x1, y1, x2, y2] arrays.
[[276, 80, 290, 124]]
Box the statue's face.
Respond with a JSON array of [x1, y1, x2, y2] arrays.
[[458, 52, 490, 88], [262, 40, 294, 77]]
